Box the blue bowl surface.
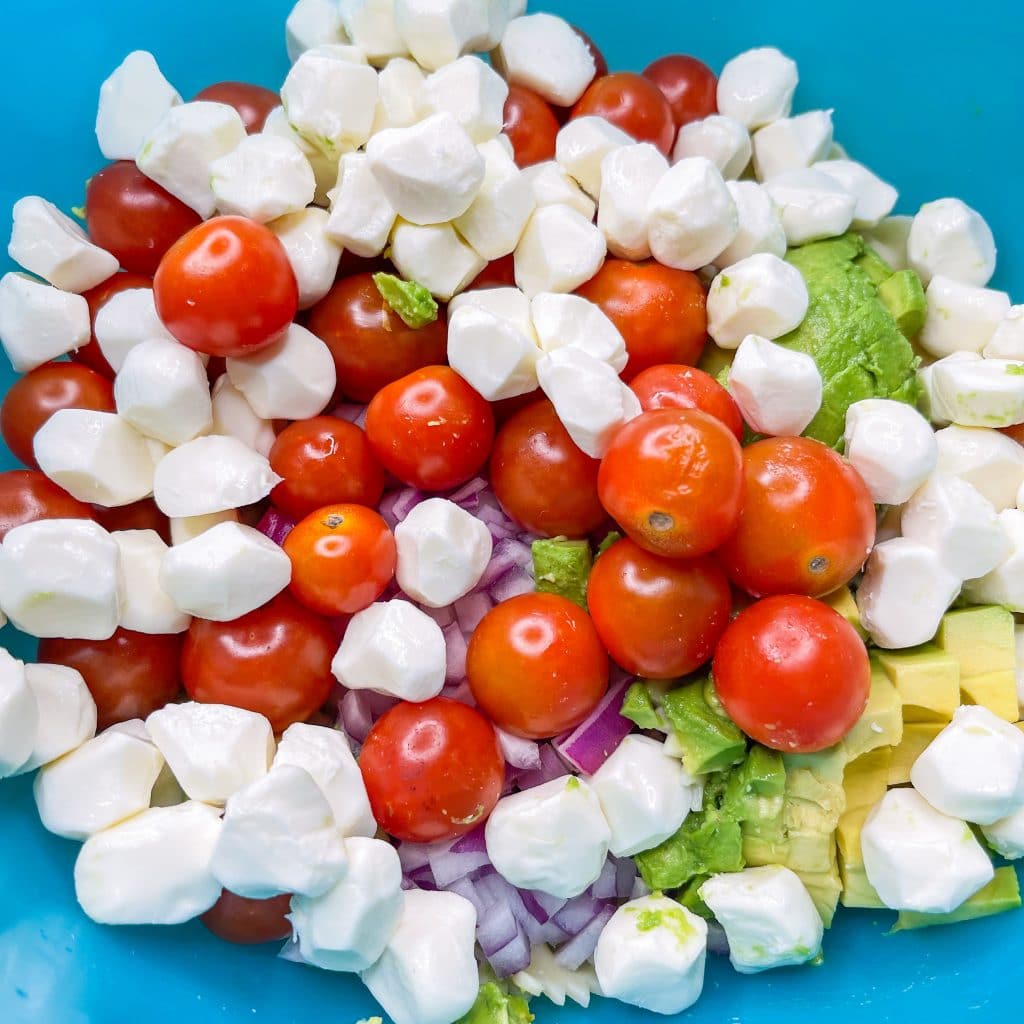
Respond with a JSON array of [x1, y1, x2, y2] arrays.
[[1, 2, 1021, 1022]]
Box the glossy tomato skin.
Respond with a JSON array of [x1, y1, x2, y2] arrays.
[[1, 362, 115, 468], [359, 697, 504, 843], [576, 260, 707, 379], [200, 891, 293, 944], [182, 592, 336, 733], [284, 504, 396, 617], [713, 595, 871, 753], [0, 470, 94, 540], [307, 274, 448, 402], [74, 271, 154, 377], [630, 363, 744, 441], [587, 538, 731, 679], [193, 82, 279, 133], [39, 629, 184, 731], [468, 254, 518, 290], [365, 366, 494, 491], [269, 417, 385, 521], [95, 498, 172, 545], [503, 85, 560, 166], [718, 437, 876, 599], [490, 398, 607, 538], [598, 408, 743, 559], [154, 216, 298, 357], [467, 593, 609, 740], [85, 163, 202, 277], [571, 72, 676, 155], [643, 54, 718, 128]]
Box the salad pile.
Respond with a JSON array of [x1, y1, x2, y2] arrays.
[[3, 0, 1024, 1021]]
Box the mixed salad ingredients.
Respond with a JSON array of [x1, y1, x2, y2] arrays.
[[3, 0, 1024, 1021]]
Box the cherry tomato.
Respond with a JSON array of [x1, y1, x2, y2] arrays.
[[587, 538, 731, 679], [598, 408, 743, 559], [1000, 424, 1024, 446], [717, 437, 876, 599], [284, 504, 396, 617], [95, 498, 172, 545], [468, 255, 518, 290], [39, 629, 184, 731], [630, 363, 744, 440], [269, 417, 384, 521], [85, 163, 202, 277], [360, 697, 503, 843], [713, 595, 871, 753], [467, 593, 609, 740], [200, 891, 292, 944], [1, 362, 115, 468], [490, 398, 606, 538], [307, 274, 448, 402], [365, 367, 494, 491], [573, 25, 609, 78], [503, 85, 560, 167], [74, 271, 154, 377], [572, 73, 676, 155], [0, 470, 94, 541], [576, 260, 707, 379], [491, 389, 542, 425], [154, 216, 298, 357], [182, 592, 336, 733], [643, 54, 718, 128], [193, 81, 279, 133]]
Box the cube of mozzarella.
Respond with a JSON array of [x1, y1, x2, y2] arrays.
[[339, 0, 407, 63], [494, 13, 596, 106], [919, 275, 1010, 359], [530, 292, 627, 372], [470, 0, 512, 50], [932, 355, 1024, 428], [291, 835, 403, 971], [856, 537, 962, 649], [514, 205, 606, 297], [0, 520, 121, 641], [0, 273, 89, 372], [137, 102, 248, 218], [74, 801, 223, 925], [94, 287, 177, 372], [169, 509, 239, 546], [260, 106, 340, 207], [0, 650, 36, 779], [390, 221, 486, 300], [153, 435, 281, 517], [521, 160, 596, 221], [555, 116, 634, 200], [326, 152, 398, 258], [598, 144, 669, 261], [114, 529, 191, 634], [716, 48, 798, 130], [331, 600, 447, 702], [647, 157, 739, 271], [371, 57, 427, 133], [269, 208, 343, 309], [361, 889, 479, 1024], [447, 303, 540, 401], [751, 110, 833, 181], [982, 803, 1024, 860], [763, 168, 856, 245], [448, 285, 535, 337], [95, 51, 182, 161], [16, 663, 97, 774], [935, 424, 1024, 512], [274, 723, 377, 838], [727, 334, 821, 436], [286, 0, 350, 62], [861, 214, 913, 271], [209, 374, 277, 458], [159, 521, 292, 621], [716, 181, 787, 266], [984, 305, 1024, 360], [146, 701, 275, 806], [861, 788, 993, 913], [423, 55, 507, 143], [210, 134, 316, 223], [908, 197, 996, 287], [594, 894, 706, 1015], [672, 115, 751, 180], [813, 159, 897, 229], [393, 0, 489, 71], [964, 508, 1024, 612], [8, 197, 119, 294], [394, 498, 493, 607]]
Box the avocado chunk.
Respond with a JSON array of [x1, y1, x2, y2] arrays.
[[372, 272, 439, 329], [677, 874, 713, 919], [843, 746, 891, 812], [936, 605, 1015, 676], [620, 681, 662, 731], [888, 721, 945, 786], [960, 669, 1019, 722], [842, 659, 903, 761], [836, 805, 886, 909], [662, 679, 747, 775], [892, 867, 1021, 932], [876, 644, 961, 722], [877, 269, 927, 339], [800, 858, 844, 927], [532, 538, 592, 608], [697, 342, 734, 381], [821, 585, 868, 640], [853, 245, 893, 286], [455, 982, 534, 1024]]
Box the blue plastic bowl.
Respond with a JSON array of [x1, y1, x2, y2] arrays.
[[1, 2, 1021, 1022]]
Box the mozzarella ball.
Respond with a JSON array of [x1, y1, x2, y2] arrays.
[[908, 197, 996, 287], [14, 663, 96, 775], [716, 47, 798, 129], [0, 273, 90, 372], [707, 253, 808, 348], [673, 115, 751, 180]]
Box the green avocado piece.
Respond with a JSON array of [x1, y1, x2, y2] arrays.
[[620, 681, 662, 730], [841, 659, 904, 762], [677, 874, 714, 919], [662, 680, 747, 776], [853, 245, 894, 285], [531, 538, 592, 608], [724, 745, 787, 815], [875, 644, 961, 723], [778, 233, 921, 448], [877, 269, 927, 339], [936, 605, 1016, 677], [372, 272, 439, 329], [697, 343, 735, 381], [455, 983, 534, 1024], [892, 867, 1021, 932]]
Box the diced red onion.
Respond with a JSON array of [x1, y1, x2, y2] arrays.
[[488, 926, 532, 978], [442, 620, 469, 682], [526, 918, 572, 946], [518, 888, 552, 924], [448, 476, 489, 507], [614, 857, 638, 900], [707, 921, 730, 956], [397, 841, 440, 873], [490, 568, 535, 602], [517, 744, 571, 790], [531, 889, 568, 920], [338, 690, 374, 744], [477, 538, 533, 590], [454, 592, 492, 634], [400, 875, 417, 891], [631, 876, 651, 899], [590, 858, 618, 900], [447, 876, 489, 918], [443, 680, 475, 706], [420, 604, 455, 628], [332, 403, 369, 428], [428, 846, 490, 888], [476, 893, 519, 955], [495, 728, 542, 771], [553, 905, 615, 970], [451, 825, 487, 854], [553, 677, 633, 775], [552, 892, 612, 937], [255, 508, 295, 546], [379, 486, 426, 529]]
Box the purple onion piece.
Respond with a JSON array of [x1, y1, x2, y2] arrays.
[[420, 603, 455, 628], [450, 825, 487, 855], [614, 857, 638, 900], [553, 906, 615, 970], [447, 876, 489, 918], [338, 690, 374, 744], [427, 847, 490, 888], [517, 744, 571, 790], [442, 620, 468, 682], [590, 858, 619, 900], [455, 592, 492, 634], [553, 677, 634, 775], [490, 568, 535, 602], [331, 403, 368, 428], [255, 508, 296, 546], [706, 920, 730, 956], [552, 892, 612, 937], [487, 926, 532, 979], [448, 476, 489, 505], [476, 895, 519, 955], [518, 888, 552, 924], [495, 728, 542, 771], [531, 889, 568, 919]]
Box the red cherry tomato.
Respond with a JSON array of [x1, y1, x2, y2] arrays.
[[467, 593, 609, 740], [0, 470, 94, 541], [200, 891, 293, 944], [360, 697, 504, 843], [489, 398, 607, 538], [572, 25, 609, 79], [468, 255, 518, 290], [193, 81, 279, 133], [571, 73, 676, 155], [154, 216, 298, 357], [643, 54, 718, 128], [587, 538, 731, 679], [1, 362, 115, 468], [74, 271, 154, 377], [598, 408, 743, 559], [503, 85, 560, 167], [38, 629, 184, 731], [1000, 424, 1024, 446], [630, 363, 744, 440], [365, 366, 494, 491], [182, 592, 336, 733], [85, 163, 202, 277], [283, 504, 396, 617], [717, 437, 876, 599], [307, 274, 448, 403], [713, 595, 871, 753], [576, 260, 707, 379], [94, 498, 172, 545]]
